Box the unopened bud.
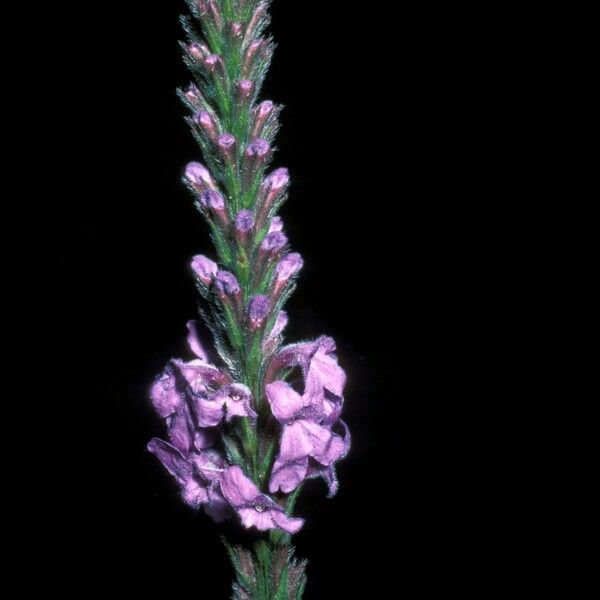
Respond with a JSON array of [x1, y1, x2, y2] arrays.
[[230, 22, 243, 39], [247, 294, 271, 331], [260, 231, 288, 257], [235, 210, 255, 245], [243, 2, 268, 47], [243, 39, 264, 77], [184, 84, 201, 106], [237, 79, 255, 101], [194, 111, 218, 142], [191, 254, 218, 285], [215, 270, 241, 297], [187, 43, 206, 63], [274, 252, 303, 295], [185, 162, 216, 193], [217, 133, 237, 162], [252, 100, 275, 138], [204, 54, 222, 73], [268, 216, 284, 233], [263, 310, 288, 352], [207, 0, 224, 30], [200, 189, 229, 225]]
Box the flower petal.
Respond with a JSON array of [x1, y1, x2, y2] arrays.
[[147, 438, 192, 485], [305, 338, 346, 399], [269, 455, 308, 494], [186, 320, 209, 360], [214, 383, 257, 422], [220, 466, 260, 508], [195, 396, 225, 428], [266, 380, 309, 422], [150, 366, 183, 418], [271, 511, 304, 534], [203, 486, 232, 523], [168, 403, 195, 453], [194, 428, 216, 451], [171, 358, 227, 394], [192, 449, 227, 482]]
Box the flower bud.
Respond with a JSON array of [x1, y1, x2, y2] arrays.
[[215, 270, 241, 298], [256, 168, 290, 226], [230, 22, 243, 39], [191, 254, 218, 285], [251, 100, 275, 138], [237, 79, 255, 102], [263, 310, 288, 352], [235, 210, 255, 245], [185, 162, 216, 193], [187, 42, 206, 63], [217, 133, 237, 162], [183, 83, 202, 108], [194, 111, 218, 142], [268, 216, 284, 233], [200, 189, 229, 225], [260, 231, 288, 258], [247, 294, 271, 331], [274, 252, 303, 295], [242, 39, 264, 77], [243, 2, 268, 46], [244, 138, 271, 161], [261, 167, 290, 204], [204, 54, 222, 74], [208, 0, 224, 31]]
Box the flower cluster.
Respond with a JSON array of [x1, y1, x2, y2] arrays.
[[147, 0, 349, 542]]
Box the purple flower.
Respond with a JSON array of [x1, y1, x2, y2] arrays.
[[274, 253, 303, 295], [147, 438, 230, 521], [150, 364, 183, 419], [247, 294, 271, 330], [195, 383, 257, 427], [266, 380, 349, 495], [268, 216, 284, 233], [171, 357, 228, 395], [269, 336, 346, 406], [185, 162, 215, 193], [186, 320, 209, 361], [191, 254, 218, 285], [215, 270, 241, 297], [220, 466, 304, 533]]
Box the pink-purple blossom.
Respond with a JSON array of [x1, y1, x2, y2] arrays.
[[220, 466, 304, 533]]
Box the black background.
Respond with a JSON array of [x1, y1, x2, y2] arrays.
[[36, 1, 550, 596]]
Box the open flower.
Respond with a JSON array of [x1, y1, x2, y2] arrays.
[[266, 380, 348, 494], [148, 438, 230, 522], [268, 336, 346, 404], [194, 383, 257, 427], [220, 466, 304, 533]]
